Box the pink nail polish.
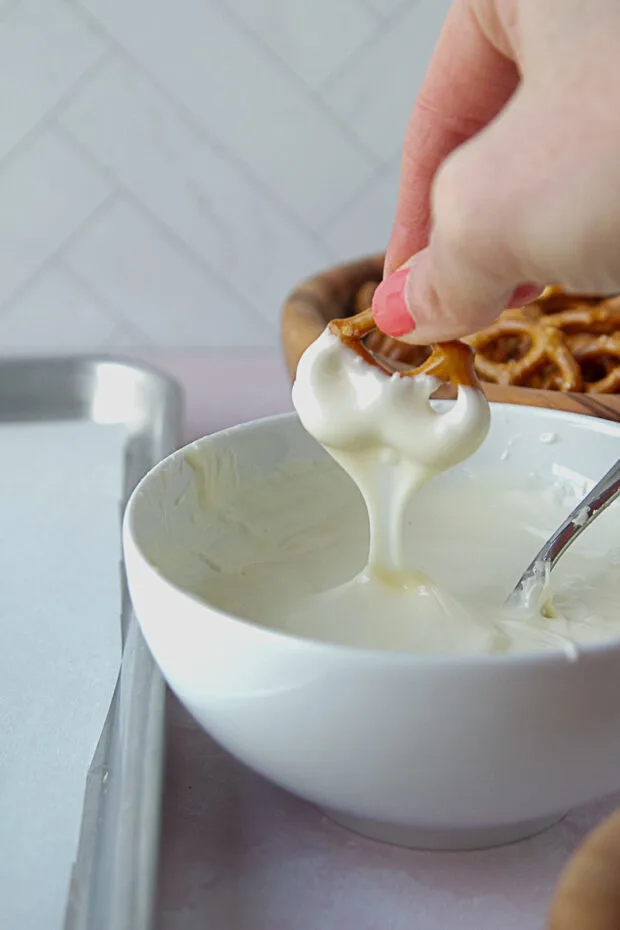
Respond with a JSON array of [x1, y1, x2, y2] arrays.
[[372, 267, 415, 337], [508, 284, 543, 307]]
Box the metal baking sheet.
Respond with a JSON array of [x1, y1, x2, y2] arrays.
[[0, 357, 182, 930]]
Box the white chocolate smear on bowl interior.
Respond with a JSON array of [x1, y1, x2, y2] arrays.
[[175, 330, 620, 657], [179, 445, 620, 657]]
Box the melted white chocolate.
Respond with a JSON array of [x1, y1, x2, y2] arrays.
[[181, 330, 620, 658], [292, 329, 490, 574], [283, 327, 619, 657], [190, 456, 620, 657], [287, 327, 500, 652]]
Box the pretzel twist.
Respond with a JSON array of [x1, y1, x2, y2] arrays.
[[348, 282, 620, 394], [544, 300, 620, 336], [567, 332, 620, 393], [328, 308, 481, 389], [466, 311, 583, 392]]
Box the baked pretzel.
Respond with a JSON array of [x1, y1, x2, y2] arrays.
[[535, 285, 609, 314], [543, 299, 620, 336], [349, 280, 620, 393], [328, 308, 481, 388], [466, 309, 583, 392], [365, 329, 430, 369], [567, 332, 620, 393]]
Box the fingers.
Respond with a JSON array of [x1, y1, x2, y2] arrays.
[[378, 0, 620, 343], [375, 78, 620, 343], [375, 86, 554, 341], [384, 0, 518, 277]]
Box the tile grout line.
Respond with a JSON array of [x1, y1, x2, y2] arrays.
[[388, 0, 423, 23], [213, 0, 380, 158], [317, 159, 398, 235], [316, 7, 399, 93], [354, 0, 387, 21], [57, 122, 280, 336], [68, 0, 376, 241], [57, 260, 156, 345], [55, 121, 281, 332], [358, 0, 419, 25], [0, 191, 120, 317], [317, 0, 427, 146], [0, 48, 114, 178], [352, 0, 389, 23]]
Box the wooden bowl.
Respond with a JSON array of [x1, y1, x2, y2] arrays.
[[282, 254, 620, 927], [281, 254, 620, 422]]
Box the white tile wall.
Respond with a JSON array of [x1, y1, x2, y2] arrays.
[[64, 199, 273, 345], [0, 127, 111, 305], [59, 59, 331, 325], [0, 265, 119, 349], [323, 0, 452, 160], [357, 0, 409, 19], [224, 0, 381, 90], [0, 0, 450, 350], [323, 163, 400, 262], [0, 0, 106, 160]]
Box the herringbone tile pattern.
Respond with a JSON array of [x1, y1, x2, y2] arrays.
[[0, 0, 449, 349]]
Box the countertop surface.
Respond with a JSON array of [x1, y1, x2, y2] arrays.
[[127, 349, 620, 930]]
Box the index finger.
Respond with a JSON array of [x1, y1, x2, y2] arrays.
[[384, 0, 519, 275]]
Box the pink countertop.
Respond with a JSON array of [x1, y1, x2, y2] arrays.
[[128, 349, 619, 930]]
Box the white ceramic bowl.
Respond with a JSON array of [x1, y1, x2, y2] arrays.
[[123, 405, 620, 850]]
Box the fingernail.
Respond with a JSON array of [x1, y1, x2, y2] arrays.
[[508, 284, 543, 307], [372, 267, 415, 337]]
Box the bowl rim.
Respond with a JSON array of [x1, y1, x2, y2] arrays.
[[123, 406, 620, 670]]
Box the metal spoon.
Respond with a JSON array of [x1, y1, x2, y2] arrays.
[[507, 459, 620, 606]]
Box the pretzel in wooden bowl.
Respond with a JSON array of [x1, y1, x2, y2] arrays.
[[566, 332, 620, 393], [542, 298, 620, 335], [328, 307, 482, 389], [465, 309, 584, 392]]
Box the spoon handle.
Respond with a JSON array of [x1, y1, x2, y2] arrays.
[[512, 459, 620, 596]]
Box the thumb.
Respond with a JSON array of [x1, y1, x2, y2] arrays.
[[372, 250, 540, 343], [372, 251, 541, 344], [373, 90, 545, 343]]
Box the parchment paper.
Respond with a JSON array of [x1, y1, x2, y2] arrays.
[[0, 421, 127, 930]]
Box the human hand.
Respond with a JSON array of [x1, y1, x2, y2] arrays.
[[372, 0, 620, 344]]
